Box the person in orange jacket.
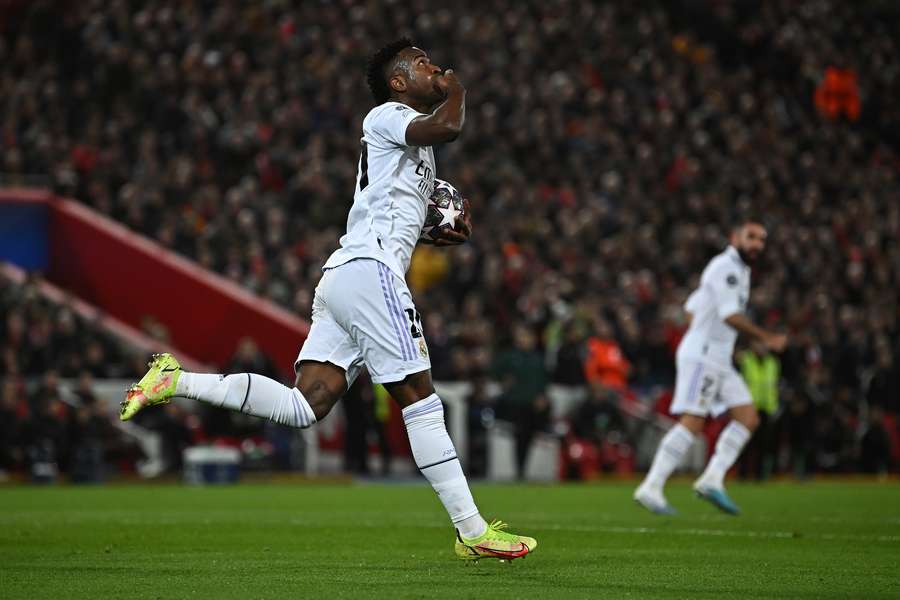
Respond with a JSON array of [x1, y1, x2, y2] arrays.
[[583, 318, 631, 390], [814, 66, 861, 122]]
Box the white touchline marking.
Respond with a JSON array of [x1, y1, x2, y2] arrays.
[[284, 517, 900, 544], [543, 524, 900, 543]]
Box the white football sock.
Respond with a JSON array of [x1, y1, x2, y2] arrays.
[[697, 421, 751, 489], [402, 394, 487, 539], [175, 372, 316, 429], [640, 423, 695, 493]]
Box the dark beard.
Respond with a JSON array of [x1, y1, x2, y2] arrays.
[[737, 247, 757, 265]]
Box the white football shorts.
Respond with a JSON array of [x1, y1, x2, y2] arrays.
[[670, 358, 752, 418], [294, 258, 431, 387]]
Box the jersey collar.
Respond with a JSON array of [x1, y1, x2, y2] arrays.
[[726, 245, 748, 269]]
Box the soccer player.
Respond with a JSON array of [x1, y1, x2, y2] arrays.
[[633, 219, 787, 515], [120, 39, 536, 562]]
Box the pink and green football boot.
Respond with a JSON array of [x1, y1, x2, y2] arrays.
[[120, 353, 182, 421], [454, 520, 537, 563]]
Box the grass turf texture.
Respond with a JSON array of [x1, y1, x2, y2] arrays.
[[1, 481, 898, 599]]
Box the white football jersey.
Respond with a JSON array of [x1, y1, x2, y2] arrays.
[[676, 245, 751, 368], [323, 101, 436, 278]]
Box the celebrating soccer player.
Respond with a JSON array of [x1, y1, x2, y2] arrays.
[[634, 218, 788, 515], [119, 39, 536, 562]]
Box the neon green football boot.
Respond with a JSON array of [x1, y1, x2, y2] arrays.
[[454, 520, 537, 563], [120, 353, 182, 421]]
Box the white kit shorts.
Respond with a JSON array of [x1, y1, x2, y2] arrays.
[[670, 357, 752, 418], [294, 258, 431, 387]]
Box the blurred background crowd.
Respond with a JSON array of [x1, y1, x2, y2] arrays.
[[1, 0, 898, 480]]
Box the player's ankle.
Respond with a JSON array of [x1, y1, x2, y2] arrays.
[[695, 477, 722, 490], [456, 514, 487, 539], [639, 480, 662, 495]]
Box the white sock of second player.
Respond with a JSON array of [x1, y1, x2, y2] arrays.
[[640, 423, 695, 493], [696, 421, 752, 489]]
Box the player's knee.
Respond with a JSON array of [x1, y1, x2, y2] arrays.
[[384, 370, 435, 409], [294, 361, 348, 421], [678, 414, 706, 435], [297, 380, 341, 421], [744, 412, 760, 432], [736, 409, 760, 432]]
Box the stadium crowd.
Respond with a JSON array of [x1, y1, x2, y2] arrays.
[[1, 0, 898, 478], [0, 274, 143, 479]]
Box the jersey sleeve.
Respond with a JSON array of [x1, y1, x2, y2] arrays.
[[707, 264, 743, 320], [684, 289, 702, 314], [365, 103, 427, 147]]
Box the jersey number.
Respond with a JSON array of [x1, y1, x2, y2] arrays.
[[359, 142, 369, 190], [699, 374, 719, 408], [404, 309, 423, 339]]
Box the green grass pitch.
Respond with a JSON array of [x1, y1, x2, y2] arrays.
[[1, 480, 898, 599]]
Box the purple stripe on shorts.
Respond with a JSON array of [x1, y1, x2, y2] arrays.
[[378, 264, 410, 362], [686, 363, 704, 405], [380, 263, 417, 360], [377, 262, 410, 361], [383, 264, 418, 360], [379, 262, 413, 361]]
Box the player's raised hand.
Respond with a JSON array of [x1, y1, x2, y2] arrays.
[[764, 332, 788, 353], [435, 68, 465, 97]]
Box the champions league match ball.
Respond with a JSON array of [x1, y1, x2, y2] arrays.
[[420, 178, 466, 243]]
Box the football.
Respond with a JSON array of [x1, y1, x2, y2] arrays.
[[420, 178, 465, 243]]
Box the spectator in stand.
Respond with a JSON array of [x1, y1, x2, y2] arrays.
[[226, 337, 280, 380], [0, 377, 23, 478], [72, 371, 97, 405], [816, 404, 856, 473], [859, 406, 892, 475], [552, 320, 589, 387], [143, 403, 193, 475], [814, 65, 861, 122], [29, 370, 62, 410], [630, 320, 676, 390], [342, 371, 392, 477], [867, 343, 898, 415], [19, 393, 66, 482], [782, 387, 815, 478], [200, 337, 280, 439], [493, 323, 549, 479], [66, 392, 115, 483], [583, 318, 631, 391], [465, 372, 498, 478], [738, 340, 781, 480], [570, 383, 630, 475]]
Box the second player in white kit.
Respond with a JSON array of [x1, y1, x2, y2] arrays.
[[634, 220, 787, 515], [670, 245, 753, 419]]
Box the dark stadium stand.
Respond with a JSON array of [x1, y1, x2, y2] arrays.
[[0, 0, 897, 478]]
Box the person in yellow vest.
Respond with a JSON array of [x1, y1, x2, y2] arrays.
[[738, 339, 781, 480]]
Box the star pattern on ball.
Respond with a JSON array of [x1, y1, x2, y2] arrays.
[[436, 202, 462, 228]]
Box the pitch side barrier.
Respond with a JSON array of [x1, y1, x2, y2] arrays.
[[0, 188, 310, 379]]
